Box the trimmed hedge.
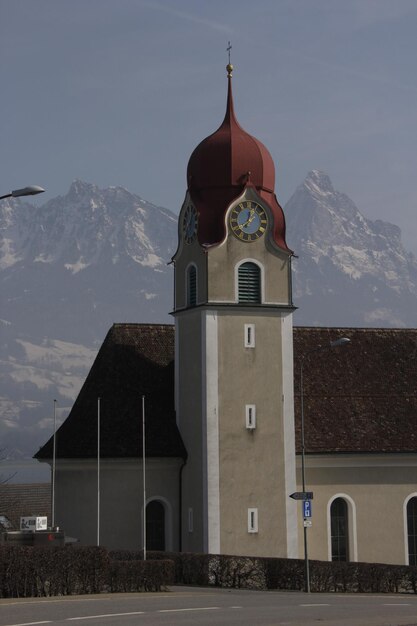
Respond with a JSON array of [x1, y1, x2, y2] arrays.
[[109, 550, 210, 586], [112, 551, 417, 594], [0, 546, 174, 598], [109, 559, 174, 592], [2, 545, 417, 597], [0, 546, 109, 597]]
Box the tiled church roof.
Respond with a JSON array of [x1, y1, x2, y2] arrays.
[[293, 327, 417, 454], [35, 324, 186, 460], [35, 324, 417, 460], [0, 483, 51, 530]]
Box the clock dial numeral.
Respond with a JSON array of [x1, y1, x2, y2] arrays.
[[229, 201, 268, 242]]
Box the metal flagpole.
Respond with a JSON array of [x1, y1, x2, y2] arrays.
[[97, 397, 101, 546], [51, 399, 57, 529], [300, 361, 310, 593], [142, 395, 146, 560]]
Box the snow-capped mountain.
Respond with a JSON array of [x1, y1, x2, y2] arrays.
[[0, 181, 176, 463], [1, 180, 175, 344], [1, 174, 417, 469], [286, 170, 417, 328]]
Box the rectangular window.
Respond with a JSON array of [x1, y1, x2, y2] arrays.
[[244, 324, 255, 348], [248, 508, 258, 533], [188, 507, 193, 533], [246, 404, 256, 429]]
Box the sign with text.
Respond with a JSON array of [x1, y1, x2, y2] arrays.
[[20, 516, 48, 531], [289, 491, 314, 501]]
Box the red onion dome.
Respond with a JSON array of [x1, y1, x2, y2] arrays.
[[186, 65, 290, 253], [187, 74, 275, 193]]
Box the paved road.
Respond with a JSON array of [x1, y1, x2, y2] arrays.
[[1, 587, 417, 626]]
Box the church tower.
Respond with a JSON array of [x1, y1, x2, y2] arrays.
[[172, 63, 297, 558]]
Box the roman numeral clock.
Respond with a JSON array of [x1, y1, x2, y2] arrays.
[[229, 200, 268, 242]]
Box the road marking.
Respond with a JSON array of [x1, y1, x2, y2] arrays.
[[383, 603, 411, 606], [230, 605, 243, 609], [66, 612, 145, 620], [158, 606, 220, 613], [300, 603, 330, 607], [5, 622, 52, 626]]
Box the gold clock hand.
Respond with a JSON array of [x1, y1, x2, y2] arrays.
[[241, 208, 256, 228]]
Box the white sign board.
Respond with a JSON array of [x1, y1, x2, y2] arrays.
[[20, 516, 48, 531]]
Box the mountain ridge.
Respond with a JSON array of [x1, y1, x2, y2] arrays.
[[287, 170, 417, 328], [0, 181, 175, 345], [1, 173, 416, 465]]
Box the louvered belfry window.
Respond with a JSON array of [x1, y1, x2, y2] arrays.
[[187, 265, 197, 307], [238, 262, 261, 303]]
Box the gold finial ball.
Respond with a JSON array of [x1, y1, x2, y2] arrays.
[[226, 63, 233, 77]]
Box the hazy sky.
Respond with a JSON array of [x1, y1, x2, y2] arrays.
[[2, 0, 417, 253]]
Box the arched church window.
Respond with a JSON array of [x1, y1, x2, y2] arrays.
[[238, 262, 261, 303], [146, 500, 165, 551], [331, 497, 349, 561], [407, 497, 417, 565], [187, 265, 197, 307]]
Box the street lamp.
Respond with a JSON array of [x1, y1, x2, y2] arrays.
[[0, 185, 45, 200], [299, 336, 350, 593]]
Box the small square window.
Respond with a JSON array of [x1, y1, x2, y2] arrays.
[[248, 508, 258, 533], [244, 324, 255, 348], [246, 404, 256, 429]]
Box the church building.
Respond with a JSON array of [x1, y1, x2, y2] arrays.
[[35, 64, 417, 566]]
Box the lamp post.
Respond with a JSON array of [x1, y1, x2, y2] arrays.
[[0, 185, 45, 200], [300, 336, 350, 593]]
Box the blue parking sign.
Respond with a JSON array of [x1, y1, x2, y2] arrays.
[[303, 499, 312, 518]]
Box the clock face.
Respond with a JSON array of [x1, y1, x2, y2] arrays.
[[183, 205, 198, 244], [230, 201, 268, 242]]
